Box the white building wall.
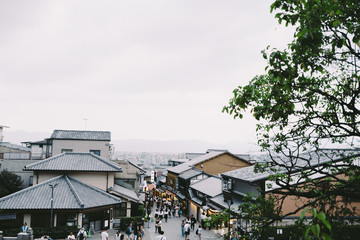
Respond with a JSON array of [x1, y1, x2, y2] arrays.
[[52, 140, 110, 159], [36, 172, 115, 190], [126, 201, 131, 217], [189, 202, 198, 220]]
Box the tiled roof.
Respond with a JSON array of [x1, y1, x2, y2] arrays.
[[168, 151, 250, 174], [190, 176, 222, 197], [109, 184, 140, 203], [222, 165, 269, 183], [0, 142, 31, 152], [222, 149, 360, 182], [50, 130, 111, 141], [178, 169, 203, 180], [167, 162, 192, 174], [0, 175, 121, 210], [210, 194, 243, 214], [24, 153, 122, 172], [128, 161, 146, 173]]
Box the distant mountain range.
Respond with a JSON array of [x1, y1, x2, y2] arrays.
[[112, 139, 260, 154], [3, 130, 260, 154]]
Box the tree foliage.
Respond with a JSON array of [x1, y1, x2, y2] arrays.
[[0, 170, 23, 198], [224, 0, 360, 227]]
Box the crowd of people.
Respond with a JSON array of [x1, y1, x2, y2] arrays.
[[145, 195, 205, 240], [65, 193, 217, 240]]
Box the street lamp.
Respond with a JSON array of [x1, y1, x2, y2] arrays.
[[227, 199, 233, 238], [49, 183, 58, 228]]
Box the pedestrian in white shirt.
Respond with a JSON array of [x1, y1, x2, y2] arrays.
[[155, 231, 166, 240], [196, 225, 202, 240], [67, 232, 75, 240], [101, 229, 108, 240], [184, 221, 191, 240]]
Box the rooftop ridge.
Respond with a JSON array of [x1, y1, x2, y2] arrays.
[[64, 175, 84, 208], [24, 153, 66, 170], [0, 175, 64, 203], [24, 152, 122, 172], [91, 153, 123, 171], [67, 175, 121, 202]]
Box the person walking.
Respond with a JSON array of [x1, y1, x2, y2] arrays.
[[157, 218, 163, 234], [133, 224, 138, 240], [191, 215, 196, 231], [178, 207, 182, 218], [159, 209, 164, 220], [184, 221, 191, 240], [155, 217, 160, 233], [101, 229, 108, 240], [67, 232, 75, 240], [77, 228, 87, 240], [147, 214, 151, 228], [115, 231, 122, 240], [155, 208, 159, 219], [139, 226, 144, 240], [172, 206, 176, 218], [164, 208, 168, 222], [181, 220, 185, 237], [200, 212, 206, 229], [126, 224, 132, 240], [196, 225, 202, 240], [155, 231, 166, 240]]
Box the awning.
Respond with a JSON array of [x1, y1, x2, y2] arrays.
[[207, 203, 223, 212], [176, 192, 186, 200], [148, 184, 155, 191], [190, 196, 203, 206]]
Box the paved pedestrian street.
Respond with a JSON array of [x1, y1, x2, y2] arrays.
[[92, 208, 225, 240], [143, 212, 224, 240]]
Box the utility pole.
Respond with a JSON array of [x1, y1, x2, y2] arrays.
[[49, 183, 58, 228]]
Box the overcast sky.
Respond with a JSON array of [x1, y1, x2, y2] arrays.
[[0, 1, 293, 147]]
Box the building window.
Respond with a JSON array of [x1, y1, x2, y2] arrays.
[[114, 202, 127, 218], [29, 176, 33, 186], [90, 150, 101, 156], [61, 149, 73, 153]]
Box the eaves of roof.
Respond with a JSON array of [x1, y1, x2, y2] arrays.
[[0, 175, 121, 210], [24, 153, 122, 172], [50, 130, 111, 141], [108, 184, 140, 203]]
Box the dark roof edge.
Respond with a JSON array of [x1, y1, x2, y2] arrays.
[[64, 175, 85, 208]]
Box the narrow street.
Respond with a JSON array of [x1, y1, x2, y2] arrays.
[[142, 207, 224, 240], [92, 208, 224, 240]]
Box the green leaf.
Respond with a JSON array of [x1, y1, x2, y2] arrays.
[[300, 208, 308, 220], [311, 208, 317, 218], [318, 213, 331, 231]]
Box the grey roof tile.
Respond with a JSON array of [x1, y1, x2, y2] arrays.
[[210, 194, 243, 213], [128, 161, 146, 173], [51, 130, 111, 141], [0, 175, 121, 210], [190, 176, 222, 197], [222, 165, 269, 183], [109, 184, 140, 203], [24, 153, 122, 172], [222, 149, 360, 182], [178, 169, 203, 180], [0, 142, 31, 152]]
